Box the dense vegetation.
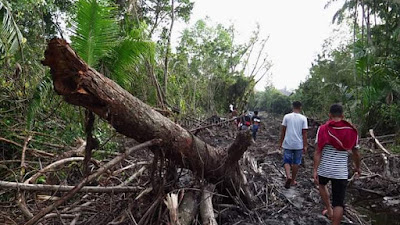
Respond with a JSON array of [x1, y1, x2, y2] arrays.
[[0, 0, 270, 153], [251, 0, 400, 137], [1, 0, 399, 154]]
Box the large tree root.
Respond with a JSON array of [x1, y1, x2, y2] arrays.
[[41, 38, 253, 198]]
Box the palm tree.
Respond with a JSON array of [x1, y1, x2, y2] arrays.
[[26, 0, 154, 130], [71, 0, 154, 88], [0, 0, 24, 60]]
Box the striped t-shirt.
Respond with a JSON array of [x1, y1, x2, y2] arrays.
[[317, 145, 349, 179], [316, 127, 349, 179]]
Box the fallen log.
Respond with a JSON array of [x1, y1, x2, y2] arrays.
[[178, 191, 199, 225], [200, 184, 218, 225], [41, 38, 253, 192], [369, 129, 391, 155], [0, 180, 140, 193]]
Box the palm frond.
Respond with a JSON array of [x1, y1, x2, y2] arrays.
[[0, 0, 23, 59], [26, 74, 53, 130], [106, 31, 155, 88], [71, 0, 119, 67]]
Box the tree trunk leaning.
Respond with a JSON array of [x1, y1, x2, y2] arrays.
[[41, 38, 253, 192]]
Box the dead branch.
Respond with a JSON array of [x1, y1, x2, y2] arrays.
[[189, 117, 237, 134], [112, 161, 149, 176], [200, 184, 218, 225], [369, 129, 391, 155], [25, 157, 85, 184], [24, 138, 161, 225], [164, 193, 179, 225], [20, 135, 32, 177], [0, 180, 141, 193], [178, 191, 199, 225], [0, 137, 54, 157], [56, 139, 86, 159], [118, 165, 147, 186]]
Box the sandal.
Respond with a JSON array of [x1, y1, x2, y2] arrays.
[[284, 178, 292, 189]]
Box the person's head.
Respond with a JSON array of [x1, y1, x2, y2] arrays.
[[329, 104, 344, 120], [292, 101, 302, 112], [254, 110, 258, 116]]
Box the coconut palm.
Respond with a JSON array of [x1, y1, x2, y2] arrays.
[[0, 0, 23, 59], [26, 0, 154, 130]]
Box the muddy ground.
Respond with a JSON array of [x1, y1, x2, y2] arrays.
[[195, 112, 400, 225], [0, 112, 399, 225]]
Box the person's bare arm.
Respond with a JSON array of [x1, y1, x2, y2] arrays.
[[302, 129, 308, 153], [279, 126, 286, 149], [352, 148, 361, 177], [313, 145, 322, 185]]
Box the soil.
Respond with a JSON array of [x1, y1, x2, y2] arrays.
[[1, 112, 399, 225], [195, 112, 400, 225]]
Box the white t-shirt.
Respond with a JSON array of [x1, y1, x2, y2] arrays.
[[282, 112, 308, 150]]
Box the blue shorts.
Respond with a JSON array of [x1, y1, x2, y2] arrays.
[[283, 149, 302, 165]]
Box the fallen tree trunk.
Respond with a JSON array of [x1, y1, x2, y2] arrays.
[[0, 180, 141, 193], [41, 38, 253, 195]]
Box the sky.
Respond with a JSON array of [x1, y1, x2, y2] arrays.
[[173, 0, 348, 91]]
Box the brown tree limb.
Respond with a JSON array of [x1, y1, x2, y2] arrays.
[[41, 38, 253, 186], [25, 157, 85, 184], [369, 129, 391, 155], [200, 184, 218, 225], [178, 191, 199, 225], [24, 138, 161, 225], [20, 135, 32, 177], [83, 110, 98, 176], [0, 137, 54, 157], [0, 180, 141, 193]]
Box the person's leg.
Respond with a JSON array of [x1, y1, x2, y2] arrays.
[[283, 149, 293, 188], [332, 206, 343, 225], [284, 163, 292, 179], [318, 176, 333, 218], [291, 165, 299, 185], [331, 179, 348, 225], [291, 150, 302, 185], [252, 125, 258, 140]]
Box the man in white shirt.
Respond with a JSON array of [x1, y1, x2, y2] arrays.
[[279, 101, 308, 188]]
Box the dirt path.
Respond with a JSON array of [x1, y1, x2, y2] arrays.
[[197, 112, 399, 225]]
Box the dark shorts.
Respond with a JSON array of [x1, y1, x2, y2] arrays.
[[318, 176, 347, 207], [283, 149, 302, 165]]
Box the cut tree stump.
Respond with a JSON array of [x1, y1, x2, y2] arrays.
[[41, 38, 253, 203]]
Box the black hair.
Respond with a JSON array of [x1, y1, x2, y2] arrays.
[[254, 111, 258, 115], [292, 101, 302, 109], [330, 104, 343, 117]]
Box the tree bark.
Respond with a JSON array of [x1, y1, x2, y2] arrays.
[[41, 38, 253, 190], [200, 184, 218, 225]]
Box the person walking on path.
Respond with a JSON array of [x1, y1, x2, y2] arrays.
[[251, 111, 261, 141], [313, 104, 361, 225], [279, 101, 308, 189]]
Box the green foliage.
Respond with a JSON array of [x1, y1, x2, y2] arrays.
[[293, 0, 400, 135], [26, 74, 53, 130], [0, 0, 24, 59], [248, 86, 291, 114], [71, 0, 119, 67], [170, 19, 256, 114]]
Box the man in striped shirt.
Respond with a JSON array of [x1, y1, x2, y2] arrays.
[[313, 104, 361, 225]]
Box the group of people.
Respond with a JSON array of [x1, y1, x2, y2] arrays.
[[229, 104, 261, 140], [230, 101, 361, 225], [279, 101, 361, 225]]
